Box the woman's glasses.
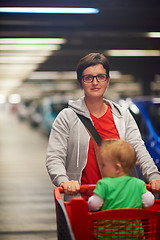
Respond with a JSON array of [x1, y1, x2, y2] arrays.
[[81, 74, 108, 83]]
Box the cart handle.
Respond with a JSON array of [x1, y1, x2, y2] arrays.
[[54, 184, 96, 200], [80, 184, 152, 195], [54, 184, 151, 200]]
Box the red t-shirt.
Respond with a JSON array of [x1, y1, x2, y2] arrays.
[[81, 105, 120, 184]]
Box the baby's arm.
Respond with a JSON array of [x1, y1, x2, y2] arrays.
[[142, 190, 155, 208], [88, 193, 104, 211]]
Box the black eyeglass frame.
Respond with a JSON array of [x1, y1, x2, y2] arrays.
[[81, 74, 109, 83]]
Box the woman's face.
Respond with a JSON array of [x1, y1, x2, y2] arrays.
[[81, 64, 110, 100]]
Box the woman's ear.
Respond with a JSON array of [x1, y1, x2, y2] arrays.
[[77, 80, 83, 89], [107, 77, 110, 87]]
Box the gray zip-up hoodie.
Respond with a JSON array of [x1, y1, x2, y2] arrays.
[[46, 96, 160, 187]]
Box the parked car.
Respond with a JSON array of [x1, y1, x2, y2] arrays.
[[40, 97, 68, 136], [17, 100, 32, 121], [27, 100, 43, 128], [120, 97, 160, 170]]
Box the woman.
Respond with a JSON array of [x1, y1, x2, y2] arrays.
[[46, 53, 160, 195]]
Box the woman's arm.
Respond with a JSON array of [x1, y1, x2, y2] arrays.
[[46, 109, 82, 194], [46, 110, 69, 186]]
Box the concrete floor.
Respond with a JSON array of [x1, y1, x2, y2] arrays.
[[0, 107, 57, 240]]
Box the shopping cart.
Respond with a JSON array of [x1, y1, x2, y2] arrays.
[[54, 184, 160, 240]]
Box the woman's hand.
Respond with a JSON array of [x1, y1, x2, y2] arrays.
[[60, 180, 80, 195], [150, 179, 160, 191]]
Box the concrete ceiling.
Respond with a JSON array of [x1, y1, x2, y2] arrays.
[[0, 0, 160, 99]]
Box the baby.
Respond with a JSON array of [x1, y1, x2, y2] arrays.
[[88, 139, 154, 211]]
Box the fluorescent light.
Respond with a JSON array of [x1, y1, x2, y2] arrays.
[[0, 56, 49, 64], [0, 44, 60, 51], [106, 50, 160, 56], [0, 94, 6, 104], [0, 64, 37, 71], [110, 71, 122, 79], [147, 32, 160, 38], [0, 80, 21, 87], [29, 71, 76, 80], [0, 7, 99, 14], [0, 37, 67, 97], [0, 51, 53, 57], [0, 38, 66, 44], [8, 94, 21, 104]]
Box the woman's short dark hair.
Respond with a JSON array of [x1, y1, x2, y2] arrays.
[[76, 53, 110, 83]]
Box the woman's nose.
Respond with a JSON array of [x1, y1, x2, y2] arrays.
[[92, 76, 99, 84]]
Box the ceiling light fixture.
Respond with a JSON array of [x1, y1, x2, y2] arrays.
[[105, 50, 160, 57], [0, 44, 60, 51], [0, 38, 66, 44], [8, 94, 21, 104], [0, 7, 99, 14], [0, 38, 66, 96], [0, 56, 49, 64], [28, 71, 76, 80], [147, 32, 160, 38]]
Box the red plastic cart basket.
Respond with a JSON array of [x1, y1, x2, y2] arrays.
[[54, 184, 160, 240]]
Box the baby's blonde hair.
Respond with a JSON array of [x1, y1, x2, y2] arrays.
[[99, 139, 137, 174]]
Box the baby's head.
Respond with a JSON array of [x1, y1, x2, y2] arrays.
[[99, 139, 137, 178]]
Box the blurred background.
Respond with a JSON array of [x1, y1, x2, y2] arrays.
[[0, 0, 160, 239]]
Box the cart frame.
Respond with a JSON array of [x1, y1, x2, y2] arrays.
[[54, 184, 160, 240]]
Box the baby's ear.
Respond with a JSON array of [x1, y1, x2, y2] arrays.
[[116, 163, 123, 172]]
